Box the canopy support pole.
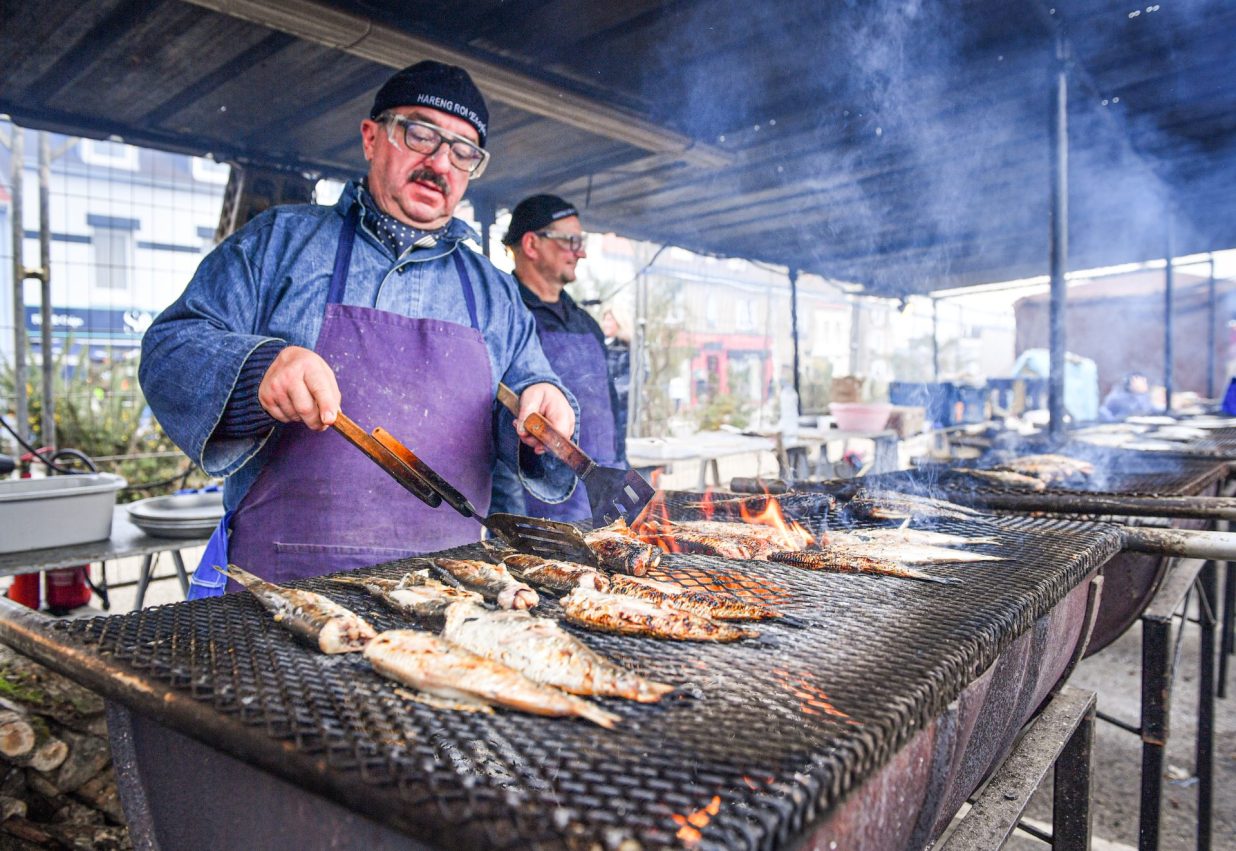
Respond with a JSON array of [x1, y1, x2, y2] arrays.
[[38, 132, 54, 447], [1207, 255, 1216, 399], [471, 196, 495, 260], [9, 127, 29, 442], [932, 297, 941, 383], [789, 268, 801, 399], [1048, 36, 1070, 438], [1164, 220, 1174, 413]]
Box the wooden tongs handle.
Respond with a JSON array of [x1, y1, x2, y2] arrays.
[[496, 382, 594, 477], [331, 412, 442, 507], [371, 428, 480, 520]]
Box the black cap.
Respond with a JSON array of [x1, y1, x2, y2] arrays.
[[503, 194, 580, 246], [370, 61, 489, 147]]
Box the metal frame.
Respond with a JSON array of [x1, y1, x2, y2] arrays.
[[1097, 556, 1217, 851], [938, 685, 1097, 851]]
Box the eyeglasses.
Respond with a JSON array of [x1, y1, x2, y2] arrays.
[[381, 113, 489, 178], [536, 231, 586, 253]]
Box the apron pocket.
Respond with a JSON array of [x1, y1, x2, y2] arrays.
[[272, 542, 422, 582]]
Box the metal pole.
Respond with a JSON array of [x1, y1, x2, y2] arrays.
[[1207, 254, 1216, 399], [630, 256, 647, 437], [789, 268, 801, 399], [931, 297, 940, 382], [1164, 221, 1174, 413], [471, 195, 494, 260], [9, 127, 29, 441], [1048, 35, 1070, 438], [38, 132, 53, 447]]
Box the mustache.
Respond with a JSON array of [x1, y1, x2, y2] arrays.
[[407, 169, 449, 194]]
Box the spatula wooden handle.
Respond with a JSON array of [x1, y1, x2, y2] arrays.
[[521, 412, 595, 476]]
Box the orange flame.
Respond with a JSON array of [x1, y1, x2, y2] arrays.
[[670, 795, 722, 845], [738, 497, 818, 549], [772, 667, 860, 725]]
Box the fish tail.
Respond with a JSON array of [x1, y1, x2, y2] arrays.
[[576, 700, 621, 729]]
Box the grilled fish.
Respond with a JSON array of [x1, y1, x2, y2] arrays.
[[363, 630, 619, 727], [846, 491, 988, 523], [956, 468, 1047, 491], [827, 532, 1004, 564], [330, 570, 483, 618], [560, 587, 759, 642], [639, 517, 810, 559], [432, 558, 538, 610], [584, 519, 662, 575], [442, 602, 673, 702], [767, 550, 956, 584], [220, 564, 376, 653], [608, 573, 781, 621], [502, 553, 610, 592], [830, 528, 996, 547], [996, 454, 1094, 483]]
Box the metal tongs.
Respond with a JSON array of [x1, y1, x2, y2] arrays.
[[331, 412, 598, 565]]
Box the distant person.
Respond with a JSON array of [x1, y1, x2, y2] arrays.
[[1099, 372, 1156, 421], [490, 194, 626, 521], [601, 310, 633, 441]]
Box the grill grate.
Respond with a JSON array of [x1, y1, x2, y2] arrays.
[[52, 515, 1121, 849]]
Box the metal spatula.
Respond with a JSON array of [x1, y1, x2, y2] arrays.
[[497, 383, 657, 525], [370, 428, 599, 565]]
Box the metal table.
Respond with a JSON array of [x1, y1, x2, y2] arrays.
[[0, 506, 211, 609]]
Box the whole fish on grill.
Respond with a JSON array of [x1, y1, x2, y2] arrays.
[[995, 454, 1094, 484], [431, 558, 539, 610], [502, 553, 610, 592], [560, 587, 759, 642], [767, 550, 957, 584], [607, 573, 781, 621], [584, 519, 661, 575], [827, 531, 1004, 564], [955, 468, 1047, 491], [330, 570, 483, 618], [219, 564, 376, 653], [442, 602, 673, 702], [845, 490, 989, 523], [831, 528, 996, 547], [363, 630, 619, 727], [638, 517, 811, 560]]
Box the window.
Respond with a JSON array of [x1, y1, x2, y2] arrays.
[[81, 138, 139, 170], [93, 228, 133, 292]]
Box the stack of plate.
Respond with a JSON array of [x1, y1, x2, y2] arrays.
[[127, 491, 224, 539]]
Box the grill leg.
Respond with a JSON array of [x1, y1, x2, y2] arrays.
[[1220, 561, 1233, 699], [1140, 615, 1171, 851], [1197, 561, 1216, 851], [1052, 696, 1094, 851]]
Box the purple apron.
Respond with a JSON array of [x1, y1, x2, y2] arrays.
[[523, 329, 618, 522], [192, 205, 494, 592]]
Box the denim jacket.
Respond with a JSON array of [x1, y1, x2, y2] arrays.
[[140, 181, 577, 511]]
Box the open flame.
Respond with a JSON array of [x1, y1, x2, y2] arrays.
[[738, 496, 819, 550], [670, 795, 722, 846]]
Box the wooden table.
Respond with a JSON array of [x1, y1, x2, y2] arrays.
[[627, 432, 778, 489]]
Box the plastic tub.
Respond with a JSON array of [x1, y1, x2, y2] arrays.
[[0, 473, 127, 554], [829, 402, 893, 432]]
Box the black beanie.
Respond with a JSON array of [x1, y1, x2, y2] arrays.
[[370, 61, 489, 147], [503, 194, 580, 246]]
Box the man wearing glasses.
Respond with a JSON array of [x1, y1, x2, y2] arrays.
[[141, 62, 577, 593], [490, 195, 627, 522]]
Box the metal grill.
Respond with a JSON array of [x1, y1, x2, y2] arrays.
[[50, 516, 1122, 850], [919, 444, 1227, 496]]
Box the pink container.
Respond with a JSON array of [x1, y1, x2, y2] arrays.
[[830, 402, 893, 431]]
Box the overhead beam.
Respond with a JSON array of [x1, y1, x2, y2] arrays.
[[181, 0, 733, 169]]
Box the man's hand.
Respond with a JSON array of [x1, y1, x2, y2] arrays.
[[258, 346, 341, 431], [514, 382, 575, 454]]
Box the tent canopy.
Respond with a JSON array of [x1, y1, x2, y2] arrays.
[[3, 0, 1234, 294]]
